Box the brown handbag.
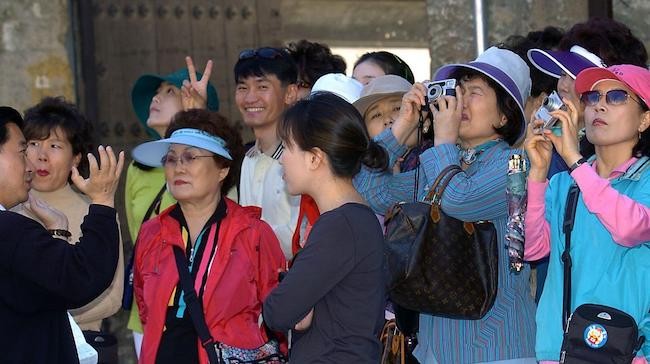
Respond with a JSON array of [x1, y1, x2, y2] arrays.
[[383, 165, 499, 320]]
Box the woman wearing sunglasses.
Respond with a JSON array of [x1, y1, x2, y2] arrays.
[[132, 109, 286, 364], [524, 65, 650, 363]]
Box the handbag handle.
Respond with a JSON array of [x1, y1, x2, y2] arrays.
[[172, 246, 223, 364], [423, 165, 463, 204]]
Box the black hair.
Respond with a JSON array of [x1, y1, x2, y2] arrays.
[[449, 68, 523, 146], [353, 51, 415, 84], [166, 109, 244, 195], [558, 17, 647, 67], [234, 47, 298, 86], [278, 93, 388, 178], [633, 100, 650, 157], [0, 106, 23, 149], [23, 97, 94, 177], [287, 40, 347, 87], [500, 26, 564, 98], [526, 26, 564, 51]]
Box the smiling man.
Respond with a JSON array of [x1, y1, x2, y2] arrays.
[[0, 106, 125, 363], [234, 47, 300, 259]]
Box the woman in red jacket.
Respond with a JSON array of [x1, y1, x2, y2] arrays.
[[132, 109, 286, 364]]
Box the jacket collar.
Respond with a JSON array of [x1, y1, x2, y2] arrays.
[[586, 155, 650, 181]]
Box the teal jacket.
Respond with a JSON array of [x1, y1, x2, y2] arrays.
[[536, 156, 650, 361]]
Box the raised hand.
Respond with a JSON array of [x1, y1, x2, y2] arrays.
[[392, 83, 428, 145], [432, 85, 463, 146], [71, 145, 125, 208], [524, 116, 554, 182], [543, 98, 583, 167], [181, 56, 213, 111], [23, 192, 69, 231]]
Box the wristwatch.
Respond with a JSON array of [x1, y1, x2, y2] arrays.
[[569, 157, 587, 173], [48, 229, 72, 239]]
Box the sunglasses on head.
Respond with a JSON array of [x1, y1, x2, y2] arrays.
[[580, 89, 642, 107], [238, 47, 288, 60]]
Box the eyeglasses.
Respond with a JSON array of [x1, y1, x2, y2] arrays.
[[238, 47, 288, 60], [580, 89, 642, 107], [161, 151, 213, 167]]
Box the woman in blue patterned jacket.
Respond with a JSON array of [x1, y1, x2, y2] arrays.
[[354, 46, 536, 363]]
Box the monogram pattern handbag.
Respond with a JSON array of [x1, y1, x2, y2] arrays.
[[383, 165, 499, 320]]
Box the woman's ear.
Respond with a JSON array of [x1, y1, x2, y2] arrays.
[[217, 167, 230, 183], [308, 147, 325, 170], [639, 110, 650, 133]]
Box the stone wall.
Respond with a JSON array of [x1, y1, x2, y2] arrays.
[[426, 0, 590, 73], [0, 0, 76, 112]]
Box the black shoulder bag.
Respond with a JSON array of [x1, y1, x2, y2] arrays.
[[559, 185, 645, 363], [172, 246, 286, 364], [383, 164, 499, 320]]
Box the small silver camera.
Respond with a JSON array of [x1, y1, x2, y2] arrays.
[[534, 91, 566, 129], [423, 79, 457, 104]]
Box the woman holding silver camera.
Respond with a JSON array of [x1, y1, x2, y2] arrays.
[[355, 47, 537, 363], [524, 65, 650, 363]]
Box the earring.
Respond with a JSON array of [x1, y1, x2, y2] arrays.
[[423, 124, 430, 133]]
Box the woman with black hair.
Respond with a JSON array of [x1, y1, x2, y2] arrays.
[[525, 64, 650, 363], [14, 96, 124, 333], [263, 92, 388, 363], [355, 47, 538, 363], [353, 51, 415, 85]]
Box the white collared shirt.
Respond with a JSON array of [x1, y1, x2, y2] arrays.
[[0, 203, 5, 211], [239, 142, 300, 259]]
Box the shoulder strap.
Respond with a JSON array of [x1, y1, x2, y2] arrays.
[[172, 246, 222, 364], [141, 184, 167, 226], [561, 184, 580, 331], [424, 165, 463, 203]]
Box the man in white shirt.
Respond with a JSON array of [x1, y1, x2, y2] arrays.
[[234, 47, 300, 259]]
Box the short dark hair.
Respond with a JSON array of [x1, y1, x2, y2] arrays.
[[353, 51, 415, 84], [278, 92, 388, 178], [558, 17, 647, 67], [287, 40, 347, 87], [0, 106, 23, 150], [234, 47, 298, 86], [166, 109, 244, 194], [500, 26, 564, 98], [23, 97, 94, 177], [449, 69, 523, 146]]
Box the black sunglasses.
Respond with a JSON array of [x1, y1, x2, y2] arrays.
[[238, 47, 288, 60], [580, 89, 642, 107]]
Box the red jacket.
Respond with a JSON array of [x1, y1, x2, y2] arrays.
[[134, 198, 286, 364]]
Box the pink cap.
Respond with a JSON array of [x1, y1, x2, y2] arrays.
[[575, 65, 650, 106]]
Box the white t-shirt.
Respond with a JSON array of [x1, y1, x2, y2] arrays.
[[239, 142, 300, 259]]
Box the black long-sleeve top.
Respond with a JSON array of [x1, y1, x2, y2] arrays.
[[0, 205, 119, 364], [263, 203, 385, 363]]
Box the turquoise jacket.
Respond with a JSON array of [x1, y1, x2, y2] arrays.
[[536, 156, 650, 361]]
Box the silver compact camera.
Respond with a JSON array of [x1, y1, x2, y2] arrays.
[[534, 91, 566, 129], [423, 78, 457, 104]]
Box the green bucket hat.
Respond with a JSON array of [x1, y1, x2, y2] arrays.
[[131, 68, 219, 139]]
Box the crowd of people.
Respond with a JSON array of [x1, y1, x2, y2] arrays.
[[0, 15, 649, 364]]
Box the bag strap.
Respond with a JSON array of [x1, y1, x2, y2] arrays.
[[561, 184, 580, 331], [426, 165, 463, 204], [172, 246, 222, 364], [142, 184, 167, 226]]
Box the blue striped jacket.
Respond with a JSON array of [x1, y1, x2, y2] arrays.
[[354, 129, 537, 363]]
